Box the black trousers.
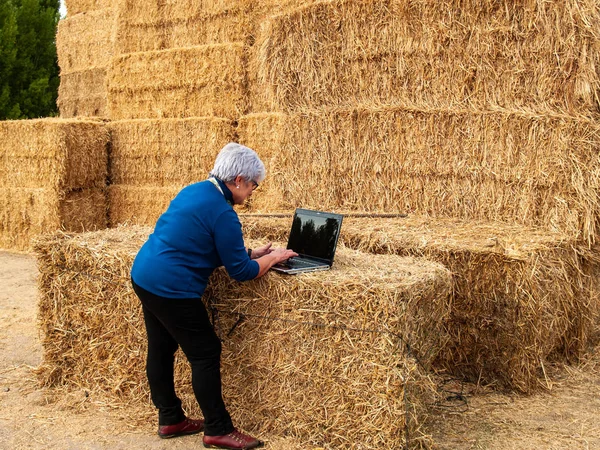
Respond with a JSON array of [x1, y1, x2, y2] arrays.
[[132, 279, 234, 436]]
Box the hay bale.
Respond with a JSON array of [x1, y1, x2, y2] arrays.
[[35, 226, 452, 448], [107, 117, 235, 185], [239, 214, 594, 392], [251, 0, 600, 115], [237, 108, 600, 243], [107, 185, 181, 227], [0, 119, 108, 251], [56, 9, 116, 74], [114, 0, 317, 54], [64, 0, 112, 15], [58, 68, 109, 118], [107, 44, 247, 120], [0, 187, 107, 251], [0, 118, 108, 190]]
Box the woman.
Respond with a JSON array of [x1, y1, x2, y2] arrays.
[[131, 143, 297, 449]]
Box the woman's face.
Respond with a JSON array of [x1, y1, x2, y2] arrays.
[[232, 175, 259, 205]]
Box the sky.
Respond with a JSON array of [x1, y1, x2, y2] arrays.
[[59, 0, 66, 18]]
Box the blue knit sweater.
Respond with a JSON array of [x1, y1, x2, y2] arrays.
[[131, 178, 259, 298]]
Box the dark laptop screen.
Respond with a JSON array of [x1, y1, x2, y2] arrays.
[[287, 209, 343, 263]]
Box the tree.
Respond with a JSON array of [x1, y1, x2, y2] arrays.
[[0, 0, 59, 119], [0, 0, 18, 118]]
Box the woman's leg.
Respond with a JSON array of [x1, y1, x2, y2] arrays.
[[134, 282, 185, 425], [132, 281, 234, 436]]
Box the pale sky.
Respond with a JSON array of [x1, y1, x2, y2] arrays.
[[59, 0, 66, 18]]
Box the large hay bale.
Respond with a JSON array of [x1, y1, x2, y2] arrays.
[[107, 185, 181, 227], [58, 68, 109, 118], [114, 0, 317, 54], [107, 44, 247, 120], [0, 119, 108, 250], [56, 9, 116, 74], [251, 0, 600, 115], [107, 117, 235, 185], [35, 226, 452, 448], [239, 214, 595, 392], [0, 188, 106, 250], [0, 119, 108, 190], [64, 0, 112, 15], [238, 108, 600, 243]]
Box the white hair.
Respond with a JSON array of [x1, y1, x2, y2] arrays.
[[210, 142, 266, 183]]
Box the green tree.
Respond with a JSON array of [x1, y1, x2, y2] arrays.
[[0, 0, 59, 119]]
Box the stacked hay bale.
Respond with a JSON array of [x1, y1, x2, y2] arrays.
[[106, 1, 270, 224], [36, 227, 452, 448], [241, 215, 596, 392], [233, 0, 600, 390], [107, 117, 236, 225], [0, 119, 108, 250], [242, 0, 600, 231], [56, 3, 116, 118]]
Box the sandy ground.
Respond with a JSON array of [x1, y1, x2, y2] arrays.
[[1, 250, 599, 449]]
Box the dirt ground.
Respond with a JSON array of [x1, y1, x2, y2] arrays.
[[1, 250, 599, 450]]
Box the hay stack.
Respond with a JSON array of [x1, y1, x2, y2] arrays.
[[251, 0, 600, 115], [0, 119, 108, 250], [106, 117, 235, 226], [238, 108, 600, 243], [239, 214, 594, 392], [36, 226, 452, 448], [56, 9, 116, 118], [107, 44, 247, 120]]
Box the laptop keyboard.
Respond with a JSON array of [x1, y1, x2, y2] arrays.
[[277, 258, 320, 269]]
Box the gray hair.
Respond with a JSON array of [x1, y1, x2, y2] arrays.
[[210, 142, 266, 183]]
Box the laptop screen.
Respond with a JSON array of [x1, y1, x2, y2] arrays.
[[287, 209, 343, 264]]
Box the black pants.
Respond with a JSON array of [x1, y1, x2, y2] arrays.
[[132, 279, 234, 436]]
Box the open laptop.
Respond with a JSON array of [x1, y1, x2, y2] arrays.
[[272, 208, 343, 274]]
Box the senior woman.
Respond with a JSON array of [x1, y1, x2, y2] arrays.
[[131, 143, 297, 449]]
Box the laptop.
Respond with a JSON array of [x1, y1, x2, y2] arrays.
[[272, 208, 344, 274]]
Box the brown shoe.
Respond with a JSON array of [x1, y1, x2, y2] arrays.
[[158, 417, 205, 439], [203, 429, 263, 449]]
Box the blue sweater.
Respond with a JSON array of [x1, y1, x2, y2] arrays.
[[131, 179, 259, 298]]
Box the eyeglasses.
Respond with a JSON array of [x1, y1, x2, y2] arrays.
[[250, 180, 259, 191]]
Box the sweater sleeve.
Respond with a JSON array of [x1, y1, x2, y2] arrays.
[[213, 209, 260, 281]]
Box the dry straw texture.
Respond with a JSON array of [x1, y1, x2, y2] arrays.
[[36, 227, 452, 448], [0, 119, 108, 190], [114, 0, 316, 54], [0, 119, 108, 250], [252, 0, 600, 115], [56, 8, 116, 74], [107, 44, 247, 120], [107, 185, 181, 226], [0, 188, 106, 250], [64, 0, 112, 15], [238, 108, 600, 243], [107, 117, 235, 185], [58, 68, 109, 118], [240, 214, 596, 392]]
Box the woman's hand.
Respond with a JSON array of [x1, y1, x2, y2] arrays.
[[254, 247, 298, 278], [251, 242, 274, 259]]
